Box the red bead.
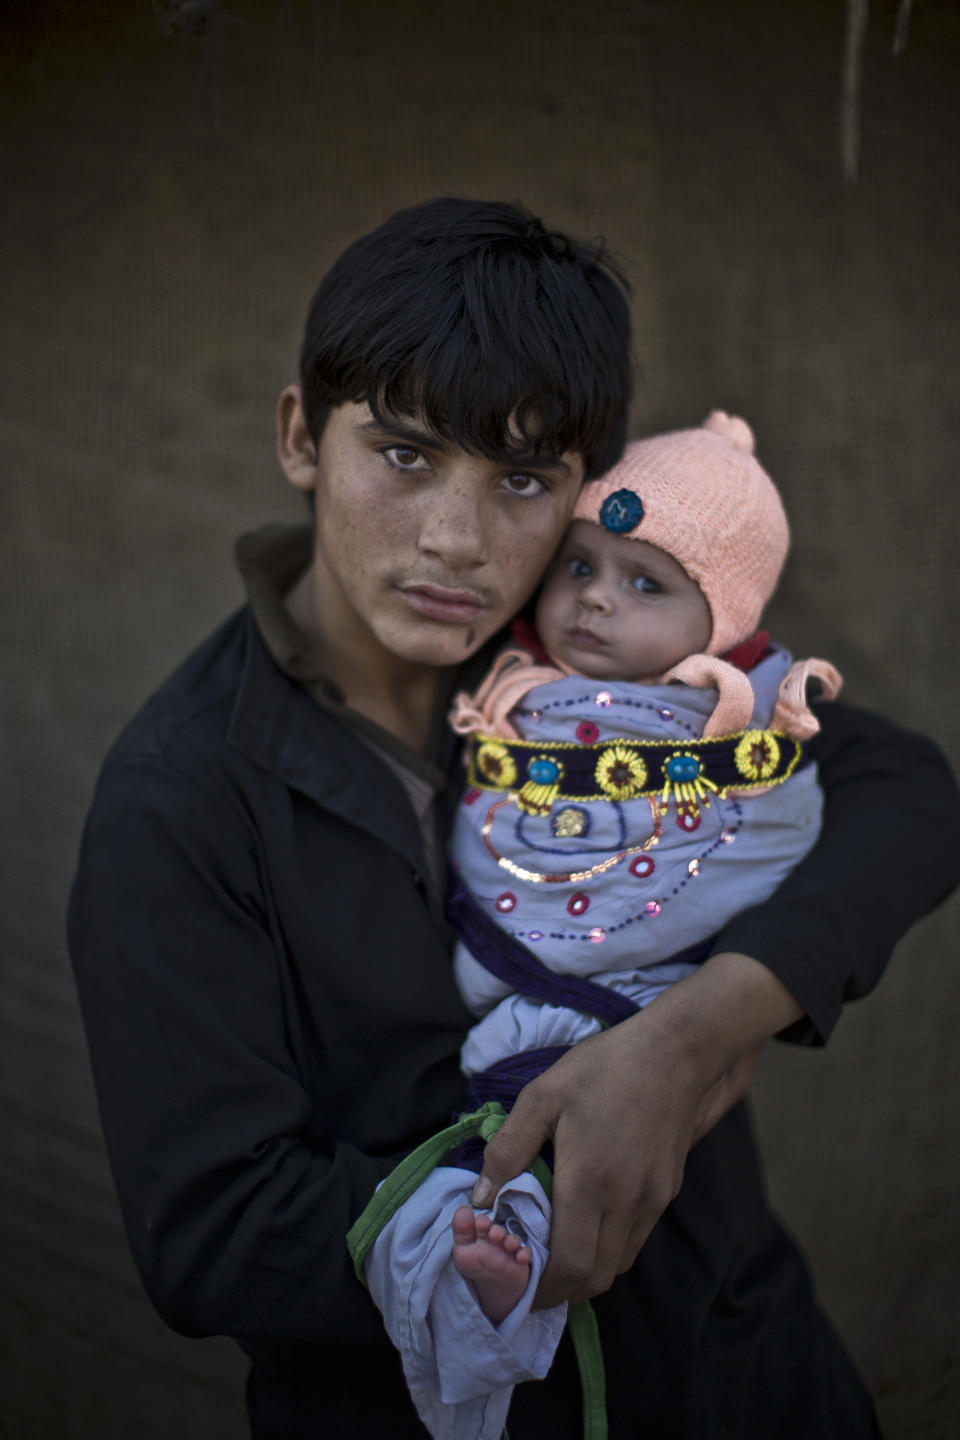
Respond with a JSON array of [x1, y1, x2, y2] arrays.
[[567, 892, 590, 916], [495, 892, 517, 913], [629, 855, 655, 879], [576, 720, 599, 744], [463, 787, 482, 806], [677, 809, 701, 832]]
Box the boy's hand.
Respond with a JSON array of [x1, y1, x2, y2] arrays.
[[469, 951, 799, 1308]]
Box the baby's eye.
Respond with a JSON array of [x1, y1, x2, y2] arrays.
[[631, 574, 662, 595], [568, 556, 592, 579], [501, 472, 546, 498], [382, 445, 429, 471]]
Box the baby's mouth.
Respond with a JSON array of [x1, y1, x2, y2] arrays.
[[566, 627, 607, 650]]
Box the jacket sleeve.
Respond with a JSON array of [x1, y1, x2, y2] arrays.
[[711, 698, 960, 1044], [68, 753, 398, 1350]]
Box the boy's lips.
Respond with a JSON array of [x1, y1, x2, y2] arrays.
[[399, 581, 489, 625]]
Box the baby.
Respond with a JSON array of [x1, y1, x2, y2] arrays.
[[358, 412, 841, 1440]]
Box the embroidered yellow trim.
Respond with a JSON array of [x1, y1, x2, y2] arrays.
[[734, 730, 782, 782], [476, 740, 517, 790], [594, 744, 649, 801]]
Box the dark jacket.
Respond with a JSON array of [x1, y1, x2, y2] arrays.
[[68, 607, 959, 1438]]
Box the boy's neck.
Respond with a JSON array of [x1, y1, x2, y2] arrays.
[[285, 560, 451, 755]]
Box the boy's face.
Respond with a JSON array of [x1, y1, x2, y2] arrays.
[[536, 519, 712, 680], [287, 399, 584, 671]]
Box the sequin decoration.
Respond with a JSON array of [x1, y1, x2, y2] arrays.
[[588, 926, 606, 943], [576, 720, 600, 744], [552, 806, 589, 839], [677, 808, 701, 832], [463, 787, 482, 806], [595, 744, 649, 801], [720, 828, 737, 844], [595, 691, 612, 708], [658, 707, 674, 721], [495, 892, 517, 913], [599, 488, 645, 534], [643, 900, 661, 917], [476, 740, 517, 790], [688, 859, 701, 877], [528, 710, 542, 723], [734, 729, 781, 782], [528, 930, 544, 942], [568, 892, 590, 917], [629, 854, 656, 879]]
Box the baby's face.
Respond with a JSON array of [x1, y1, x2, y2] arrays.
[[535, 520, 712, 680]]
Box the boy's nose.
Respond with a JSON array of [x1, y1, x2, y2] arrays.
[[416, 485, 489, 569]]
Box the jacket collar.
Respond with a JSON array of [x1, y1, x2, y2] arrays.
[[227, 611, 432, 873]]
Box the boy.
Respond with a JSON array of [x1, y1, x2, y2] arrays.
[[68, 199, 960, 1438]]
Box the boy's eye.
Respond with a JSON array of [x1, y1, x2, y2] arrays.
[[631, 574, 662, 595], [382, 445, 429, 471], [568, 556, 592, 579], [501, 472, 546, 498]]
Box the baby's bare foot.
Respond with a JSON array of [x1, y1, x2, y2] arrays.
[[451, 1205, 532, 1325]]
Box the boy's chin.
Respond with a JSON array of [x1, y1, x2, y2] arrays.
[[383, 618, 498, 668]]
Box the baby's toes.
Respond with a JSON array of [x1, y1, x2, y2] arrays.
[[451, 1205, 478, 1247]]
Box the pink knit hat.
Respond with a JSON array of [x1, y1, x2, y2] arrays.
[[574, 411, 789, 657]]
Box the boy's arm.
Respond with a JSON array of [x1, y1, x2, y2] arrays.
[[470, 699, 960, 1308], [68, 754, 402, 1350]]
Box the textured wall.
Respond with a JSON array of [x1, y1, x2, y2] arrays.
[[3, 1, 958, 1435]]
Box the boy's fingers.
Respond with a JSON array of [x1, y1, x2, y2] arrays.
[[534, 1189, 603, 1308], [469, 1099, 550, 1208]]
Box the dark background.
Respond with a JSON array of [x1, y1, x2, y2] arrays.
[[3, 1, 958, 1435]]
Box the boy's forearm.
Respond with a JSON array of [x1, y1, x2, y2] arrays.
[[639, 949, 804, 1089]]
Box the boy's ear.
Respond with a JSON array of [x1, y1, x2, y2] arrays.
[[276, 385, 318, 492]]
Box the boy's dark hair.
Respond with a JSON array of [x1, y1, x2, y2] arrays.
[[299, 198, 632, 480]]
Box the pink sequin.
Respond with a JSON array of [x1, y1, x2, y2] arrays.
[[720, 828, 737, 844], [643, 900, 661, 917], [688, 859, 701, 876], [588, 927, 606, 943], [594, 691, 612, 708]]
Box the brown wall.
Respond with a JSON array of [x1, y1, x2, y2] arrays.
[[3, 1, 958, 1435]]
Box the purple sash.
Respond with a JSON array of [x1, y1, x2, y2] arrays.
[[445, 872, 715, 1170], [447, 871, 643, 1027]]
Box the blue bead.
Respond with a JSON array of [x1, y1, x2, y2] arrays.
[[599, 488, 645, 534], [666, 755, 700, 782], [528, 758, 559, 784]]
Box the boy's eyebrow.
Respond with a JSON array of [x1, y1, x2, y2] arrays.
[[358, 417, 573, 474], [359, 417, 454, 452]]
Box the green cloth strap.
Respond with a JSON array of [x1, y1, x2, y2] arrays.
[[568, 1300, 607, 1440], [346, 1100, 607, 1440], [347, 1101, 508, 1285]]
